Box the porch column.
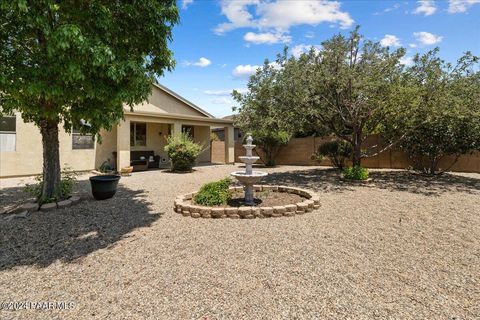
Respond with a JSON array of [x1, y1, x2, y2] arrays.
[[224, 125, 235, 164], [172, 121, 182, 135], [116, 119, 130, 170]]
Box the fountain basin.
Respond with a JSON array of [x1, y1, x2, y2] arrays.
[[238, 156, 260, 165], [231, 171, 268, 185]]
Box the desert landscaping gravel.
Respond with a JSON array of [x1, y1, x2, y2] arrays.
[[1, 164, 479, 319]]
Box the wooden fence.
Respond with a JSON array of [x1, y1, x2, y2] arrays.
[[211, 135, 480, 173]]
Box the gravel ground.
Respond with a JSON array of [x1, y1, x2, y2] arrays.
[[1, 164, 479, 319]]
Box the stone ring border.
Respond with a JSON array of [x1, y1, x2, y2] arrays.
[[1, 195, 84, 221], [174, 185, 320, 219]]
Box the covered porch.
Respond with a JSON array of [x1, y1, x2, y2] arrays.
[[95, 111, 234, 172]]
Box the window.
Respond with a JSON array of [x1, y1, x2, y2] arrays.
[[72, 120, 94, 149], [182, 125, 194, 138], [0, 116, 16, 152], [130, 122, 147, 146]]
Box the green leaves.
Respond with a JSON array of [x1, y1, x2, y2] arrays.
[[0, 0, 179, 132], [194, 178, 232, 206], [165, 133, 203, 172], [382, 49, 480, 174]]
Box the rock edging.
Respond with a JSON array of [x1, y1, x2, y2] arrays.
[[1, 195, 83, 220], [174, 185, 320, 219]]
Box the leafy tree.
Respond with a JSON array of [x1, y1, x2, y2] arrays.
[[277, 27, 406, 166], [233, 60, 291, 167], [0, 1, 179, 202], [382, 49, 480, 174], [312, 140, 353, 169]]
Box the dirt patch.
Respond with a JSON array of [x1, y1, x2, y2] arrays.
[[226, 190, 305, 207]]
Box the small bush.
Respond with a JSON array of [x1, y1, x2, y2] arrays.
[[312, 140, 353, 169], [343, 166, 369, 181], [24, 167, 78, 203], [164, 133, 203, 172], [194, 178, 232, 206], [99, 160, 113, 173]]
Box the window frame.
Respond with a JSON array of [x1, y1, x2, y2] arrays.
[[182, 125, 195, 139], [0, 115, 17, 152], [130, 122, 147, 147], [72, 121, 95, 150]]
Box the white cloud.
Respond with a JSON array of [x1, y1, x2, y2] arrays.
[[380, 34, 401, 47], [232, 64, 260, 78], [211, 97, 234, 105], [182, 0, 193, 10], [448, 0, 480, 13], [413, 31, 443, 45], [184, 57, 211, 67], [232, 62, 282, 78], [409, 43, 418, 48], [400, 56, 414, 66], [244, 31, 291, 44], [291, 44, 322, 58], [373, 3, 401, 15], [194, 57, 211, 67], [204, 88, 247, 96], [305, 31, 315, 39], [413, 0, 437, 16], [215, 0, 353, 36]]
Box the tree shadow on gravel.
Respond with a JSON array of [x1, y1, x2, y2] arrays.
[[261, 168, 354, 193], [260, 167, 480, 196], [0, 186, 34, 208], [367, 170, 480, 196], [0, 181, 161, 271]]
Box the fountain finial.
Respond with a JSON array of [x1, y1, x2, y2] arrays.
[[231, 133, 268, 205], [246, 133, 253, 146]]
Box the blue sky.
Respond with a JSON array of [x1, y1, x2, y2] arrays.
[[159, 0, 480, 118]]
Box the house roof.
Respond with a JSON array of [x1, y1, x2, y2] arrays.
[[152, 83, 214, 118]]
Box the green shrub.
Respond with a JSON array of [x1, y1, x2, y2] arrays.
[[312, 140, 353, 169], [99, 160, 113, 173], [343, 166, 369, 181], [194, 178, 232, 206], [164, 133, 203, 172], [24, 167, 78, 203]]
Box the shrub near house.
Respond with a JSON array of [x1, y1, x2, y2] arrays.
[[165, 133, 203, 172]]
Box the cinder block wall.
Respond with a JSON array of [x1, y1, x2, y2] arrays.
[[212, 135, 480, 173]]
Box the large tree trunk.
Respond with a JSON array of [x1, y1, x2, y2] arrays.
[[352, 130, 362, 167], [39, 118, 62, 203]]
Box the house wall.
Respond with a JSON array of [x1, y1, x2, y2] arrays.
[[1, 113, 96, 178], [212, 135, 480, 173], [193, 125, 211, 163], [126, 85, 206, 117], [130, 122, 169, 156], [94, 127, 117, 170]]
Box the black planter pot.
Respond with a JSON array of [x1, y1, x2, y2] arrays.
[[89, 175, 121, 200]]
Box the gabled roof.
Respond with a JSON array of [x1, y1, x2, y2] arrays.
[[153, 83, 214, 118]]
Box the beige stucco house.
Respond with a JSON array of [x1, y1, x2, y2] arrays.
[[0, 84, 234, 178]]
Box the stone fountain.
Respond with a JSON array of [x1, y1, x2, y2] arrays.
[[231, 133, 268, 205]]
